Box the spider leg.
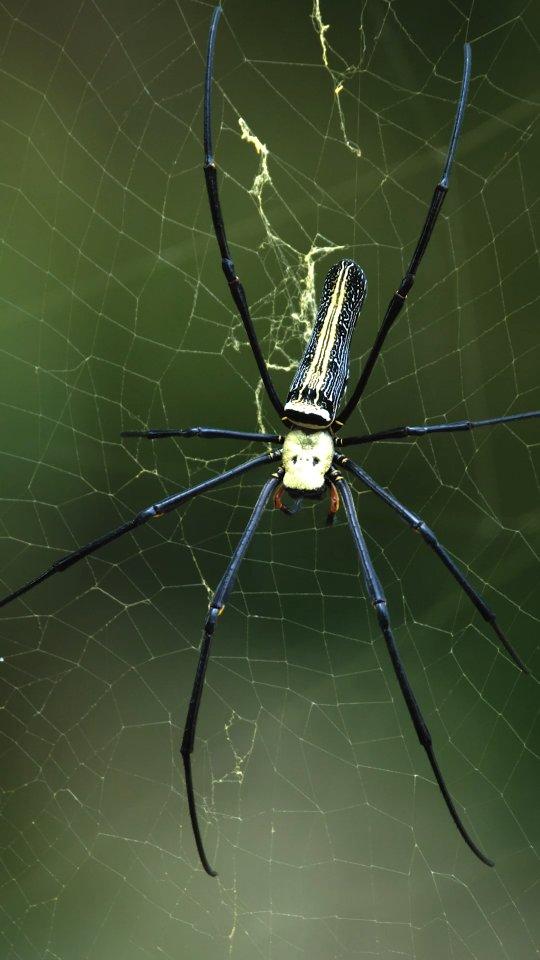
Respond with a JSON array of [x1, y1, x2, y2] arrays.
[[121, 427, 283, 443], [203, 7, 284, 420], [336, 455, 527, 673], [0, 452, 280, 610], [181, 469, 282, 876], [338, 409, 540, 447], [335, 473, 494, 867], [337, 43, 472, 426]]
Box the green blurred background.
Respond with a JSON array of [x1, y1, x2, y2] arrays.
[[1, 1, 539, 957]]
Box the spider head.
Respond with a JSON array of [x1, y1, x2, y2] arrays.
[[282, 429, 334, 497]]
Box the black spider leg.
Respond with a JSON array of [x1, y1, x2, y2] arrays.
[[181, 469, 282, 877], [0, 452, 280, 609], [336, 455, 527, 673], [334, 472, 494, 867], [337, 43, 472, 427], [204, 6, 284, 420], [122, 427, 283, 443], [338, 410, 540, 447]]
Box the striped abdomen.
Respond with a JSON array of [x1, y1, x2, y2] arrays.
[[284, 259, 367, 428]]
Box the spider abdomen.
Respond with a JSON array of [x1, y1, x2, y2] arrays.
[[284, 259, 367, 429]]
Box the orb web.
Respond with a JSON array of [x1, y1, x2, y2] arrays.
[[0, 1, 538, 958]]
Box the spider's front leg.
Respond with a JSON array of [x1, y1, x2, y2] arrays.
[[0, 453, 280, 609], [336, 455, 527, 673], [181, 469, 282, 877], [334, 472, 494, 866]]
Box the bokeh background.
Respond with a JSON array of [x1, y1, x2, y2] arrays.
[[1, 1, 539, 957]]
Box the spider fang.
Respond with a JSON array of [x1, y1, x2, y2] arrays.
[[326, 481, 341, 525]]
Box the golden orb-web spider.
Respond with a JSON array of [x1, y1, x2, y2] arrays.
[[2, 6, 537, 877]]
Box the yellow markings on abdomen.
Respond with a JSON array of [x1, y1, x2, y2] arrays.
[[303, 260, 352, 402], [284, 258, 367, 428]]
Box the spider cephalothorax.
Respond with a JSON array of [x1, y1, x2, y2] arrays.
[[281, 429, 334, 496], [2, 5, 537, 882]]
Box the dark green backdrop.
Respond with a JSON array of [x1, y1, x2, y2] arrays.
[[1, 1, 538, 958]]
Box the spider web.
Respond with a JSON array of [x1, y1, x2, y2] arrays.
[[0, 0, 539, 957]]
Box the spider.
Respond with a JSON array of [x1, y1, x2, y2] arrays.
[[1, 5, 537, 878]]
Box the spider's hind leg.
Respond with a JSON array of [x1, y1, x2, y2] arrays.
[[339, 409, 540, 447], [202, 5, 284, 419], [121, 427, 283, 443]]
